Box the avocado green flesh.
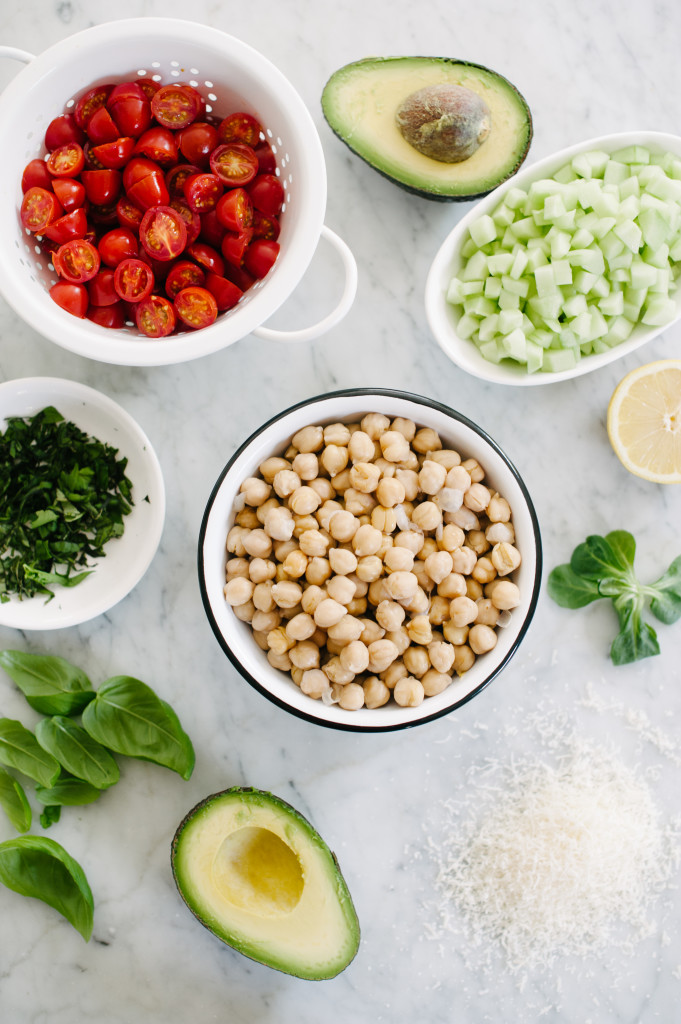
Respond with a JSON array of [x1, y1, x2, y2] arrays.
[[171, 788, 360, 980], [321, 57, 532, 200]]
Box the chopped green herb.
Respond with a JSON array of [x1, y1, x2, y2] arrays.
[[0, 406, 133, 601]]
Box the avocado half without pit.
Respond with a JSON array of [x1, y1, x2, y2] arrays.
[[171, 787, 360, 980], [321, 56, 533, 200]]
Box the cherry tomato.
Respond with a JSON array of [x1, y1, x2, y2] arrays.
[[88, 201, 119, 226], [46, 142, 85, 178], [91, 137, 135, 170], [204, 271, 242, 311], [220, 228, 253, 267], [169, 197, 201, 246], [20, 187, 63, 233], [186, 241, 224, 276], [139, 205, 187, 261], [81, 169, 121, 205], [135, 294, 177, 337], [244, 238, 280, 279], [122, 156, 162, 192], [43, 207, 88, 244], [87, 268, 119, 306], [254, 141, 277, 175], [45, 114, 85, 151], [75, 84, 114, 129], [199, 209, 226, 248], [137, 78, 161, 101], [183, 173, 224, 213], [177, 122, 219, 167], [113, 258, 155, 303], [165, 259, 206, 299], [166, 163, 201, 197], [127, 170, 170, 210], [50, 281, 89, 318], [116, 195, 145, 232], [83, 142, 106, 170], [222, 261, 256, 292], [174, 285, 218, 329], [21, 159, 52, 193], [85, 105, 120, 144], [53, 238, 101, 283], [87, 302, 126, 328], [248, 173, 285, 217], [52, 177, 87, 212], [151, 85, 201, 129], [108, 82, 152, 138], [216, 188, 253, 232], [217, 112, 263, 146], [98, 226, 139, 267], [252, 210, 280, 241], [134, 126, 179, 167], [209, 143, 259, 187]]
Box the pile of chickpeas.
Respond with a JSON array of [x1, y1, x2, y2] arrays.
[[223, 413, 522, 712]]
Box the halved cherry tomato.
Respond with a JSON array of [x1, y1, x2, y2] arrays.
[[177, 122, 219, 167], [209, 143, 258, 187], [20, 187, 63, 233], [169, 197, 201, 246], [50, 281, 89, 318], [183, 173, 224, 213], [45, 114, 85, 151], [204, 271, 242, 311], [108, 82, 152, 138], [46, 143, 85, 178], [139, 205, 187, 261], [248, 173, 285, 217], [166, 163, 201, 197], [174, 285, 218, 329], [151, 85, 201, 129], [216, 188, 253, 232], [91, 137, 135, 170], [122, 156, 162, 191], [83, 142, 106, 170], [81, 169, 121, 205], [244, 238, 280, 279], [21, 159, 52, 193], [222, 261, 256, 292], [134, 126, 179, 167], [87, 302, 126, 328], [186, 241, 224, 276], [43, 207, 88, 244], [53, 238, 101, 283], [87, 267, 119, 306], [75, 84, 114, 129], [217, 112, 263, 147], [220, 228, 253, 267], [116, 195, 145, 232], [254, 141, 277, 175], [137, 78, 162, 101], [135, 294, 176, 337], [113, 258, 155, 303], [98, 227, 139, 267], [52, 177, 87, 212], [127, 170, 170, 210], [88, 201, 119, 226], [165, 259, 206, 299], [85, 105, 120, 144], [252, 209, 280, 241], [199, 209, 226, 248]]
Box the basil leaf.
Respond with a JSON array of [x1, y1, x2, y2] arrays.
[[0, 836, 93, 940], [82, 676, 195, 780], [610, 598, 660, 665], [0, 650, 95, 716], [0, 767, 32, 832], [604, 530, 637, 571], [649, 554, 681, 625], [35, 774, 101, 806], [547, 564, 603, 608], [36, 717, 119, 790], [570, 534, 627, 580], [0, 719, 61, 788], [40, 805, 62, 829]]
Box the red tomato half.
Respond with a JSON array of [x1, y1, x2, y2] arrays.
[[169, 197, 201, 245], [21, 159, 52, 193], [113, 258, 155, 303], [252, 210, 280, 241], [199, 209, 226, 248], [87, 268, 119, 306], [244, 239, 280, 279], [174, 285, 218, 329], [217, 112, 262, 146], [85, 105, 120, 144], [52, 177, 87, 212], [122, 156, 162, 192], [204, 271, 242, 311], [135, 294, 177, 337], [43, 207, 88, 244], [134, 127, 179, 167], [127, 170, 170, 211], [91, 137, 135, 170], [98, 226, 139, 267], [46, 143, 85, 178], [116, 195, 145, 232], [183, 173, 223, 213], [75, 84, 114, 129], [50, 281, 89, 318], [81, 169, 121, 205], [20, 187, 63, 233], [177, 122, 219, 166], [166, 163, 201, 197], [210, 143, 258, 187], [248, 174, 284, 217], [165, 259, 206, 299], [108, 83, 152, 138], [139, 205, 187, 261], [151, 85, 201, 129], [221, 228, 253, 267], [216, 188, 253, 232], [45, 114, 85, 151], [87, 302, 126, 328], [186, 241, 224, 276], [254, 141, 277, 175], [53, 239, 101, 283]]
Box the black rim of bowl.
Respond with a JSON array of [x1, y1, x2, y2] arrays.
[[197, 387, 543, 733]]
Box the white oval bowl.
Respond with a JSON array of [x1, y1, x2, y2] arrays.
[[425, 131, 681, 386], [0, 377, 165, 629], [198, 389, 542, 733]]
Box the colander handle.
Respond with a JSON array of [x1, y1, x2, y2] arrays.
[[0, 46, 35, 64], [253, 225, 357, 343]]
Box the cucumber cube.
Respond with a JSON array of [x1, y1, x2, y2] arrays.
[[642, 296, 677, 325], [484, 277, 503, 299], [456, 313, 480, 339], [469, 214, 498, 248], [478, 314, 500, 342], [500, 328, 527, 361], [487, 252, 514, 276], [614, 218, 643, 253], [525, 340, 544, 373], [599, 291, 624, 316], [542, 348, 578, 372], [478, 340, 504, 364], [498, 309, 524, 333]]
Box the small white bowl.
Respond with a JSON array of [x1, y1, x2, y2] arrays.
[[0, 377, 165, 630], [198, 389, 542, 733], [425, 131, 681, 386]]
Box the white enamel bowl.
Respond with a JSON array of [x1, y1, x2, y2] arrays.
[[0, 377, 165, 630], [199, 389, 542, 733], [425, 131, 681, 386]]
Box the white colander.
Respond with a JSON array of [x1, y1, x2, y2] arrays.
[[0, 18, 357, 366]]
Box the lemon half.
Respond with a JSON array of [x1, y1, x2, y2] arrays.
[[607, 359, 681, 484]]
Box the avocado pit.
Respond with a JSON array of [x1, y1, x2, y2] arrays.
[[396, 83, 491, 163]]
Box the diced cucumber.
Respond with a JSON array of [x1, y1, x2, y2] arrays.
[[469, 214, 498, 248], [542, 348, 578, 372], [642, 296, 677, 325]]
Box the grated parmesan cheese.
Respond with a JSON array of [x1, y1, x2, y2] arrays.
[[429, 738, 679, 972]]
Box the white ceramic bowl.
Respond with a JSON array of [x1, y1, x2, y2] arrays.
[[198, 389, 542, 732], [425, 131, 681, 386], [0, 377, 165, 630], [0, 19, 356, 365]]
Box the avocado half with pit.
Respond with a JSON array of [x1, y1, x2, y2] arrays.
[[321, 56, 533, 201], [171, 787, 360, 980]]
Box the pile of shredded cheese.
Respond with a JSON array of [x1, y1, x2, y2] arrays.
[[430, 739, 679, 973]]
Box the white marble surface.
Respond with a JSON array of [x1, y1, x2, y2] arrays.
[[1, 1, 680, 1021]]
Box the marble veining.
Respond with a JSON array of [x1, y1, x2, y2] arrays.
[[1, 1, 681, 1022]]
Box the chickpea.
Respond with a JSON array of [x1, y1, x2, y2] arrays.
[[232, 600, 255, 623], [301, 669, 330, 699], [361, 412, 390, 439], [248, 557, 277, 584], [291, 425, 323, 453], [429, 449, 461, 470], [424, 550, 454, 585], [322, 444, 350, 477], [264, 505, 295, 541], [450, 595, 479, 628], [367, 638, 399, 673], [376, 600, 405, 632], [355, 555, 383, 583], [466, 577, 484, 601], [253, 629, 270, 651], [271, 580, 303, 609], [256, 497, 280, 526], [323, 658, 355, 685], [443, 621, 469, 646], [394, 530, 424, 555], [300, 584, 325, 615], [289, 486, 321, 516], [385, 571, 419, 602], [476, 598, 500, 627], [385, 626, 410, 656], [326, 575, 357, 606], [267, 626, 295, 654], [298, 529, 329, 558], [327, 614, 364, 644], [359, 618, 386, 645], [311, 478, 336, 502], [401, 586, 430, 616], [226, 556, 250, 579], [439, 523, 466, 552], [451, 546, 477, 575], [316, 500, 343, 532], [488, 493, 512, 522], [384, 546, 415, 573], [352, 524, 382, 557], [486, 521, 515, 545], [226, 525, 248, 557], [328, 547, 358, 576], [273, 469, 301, 498], [420, 536, 438, 559], [428, 595, 452, 626], [463, 482, 490, 513], [282, 549, 308, 579], [371, 505, 398, 533], [428, 640, 455, 674], [252, 581, 275, 613], [453, 644, 475, 675], [447, 506, 480, 532], [446, 466, 472, 493], [388, 416, 415, 441], [395, 468, 420, 501], [289, 641, 321, 670], [328, 509, 359, 543], [412, 427, 442, 454], [472, 556, 497, 586], [240, 476, 272, 507], [350, 461, 381, 493], [411, 501, 442, 532], [340, 640, 370, 674], [348, 430, 375, 463], [418, 459, 447, 495], [305, 556, 332, 586], [343, 488, 376, 516], [437, 572, 467, 599], [323, 422, 352, 446], [394, 676, 425, 707], [422, 669, 452, 697], [224, 576, 255, 606], [491, 542, 522, 576], [291, 452, 318, 481], [235, 507, 260, 530], [267, 649, 293, 672], [460, 457, 484, 483], [469, 624, 498, 655], [347, 597, 368, 616], [406, 614, 433, 645], [337, 682, 365, 711], [487, 579, 521, 610], [403, 644, 430, 678], [310, 597, 345, 629], [285, 612, 317, 641], [377, 430, 409, 463], [363, 676, 390, 709], [252, 609, 281, 633], [259, 456, 290, 483], [467, 530, 491, 556], [241, 529, 272, 559]]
